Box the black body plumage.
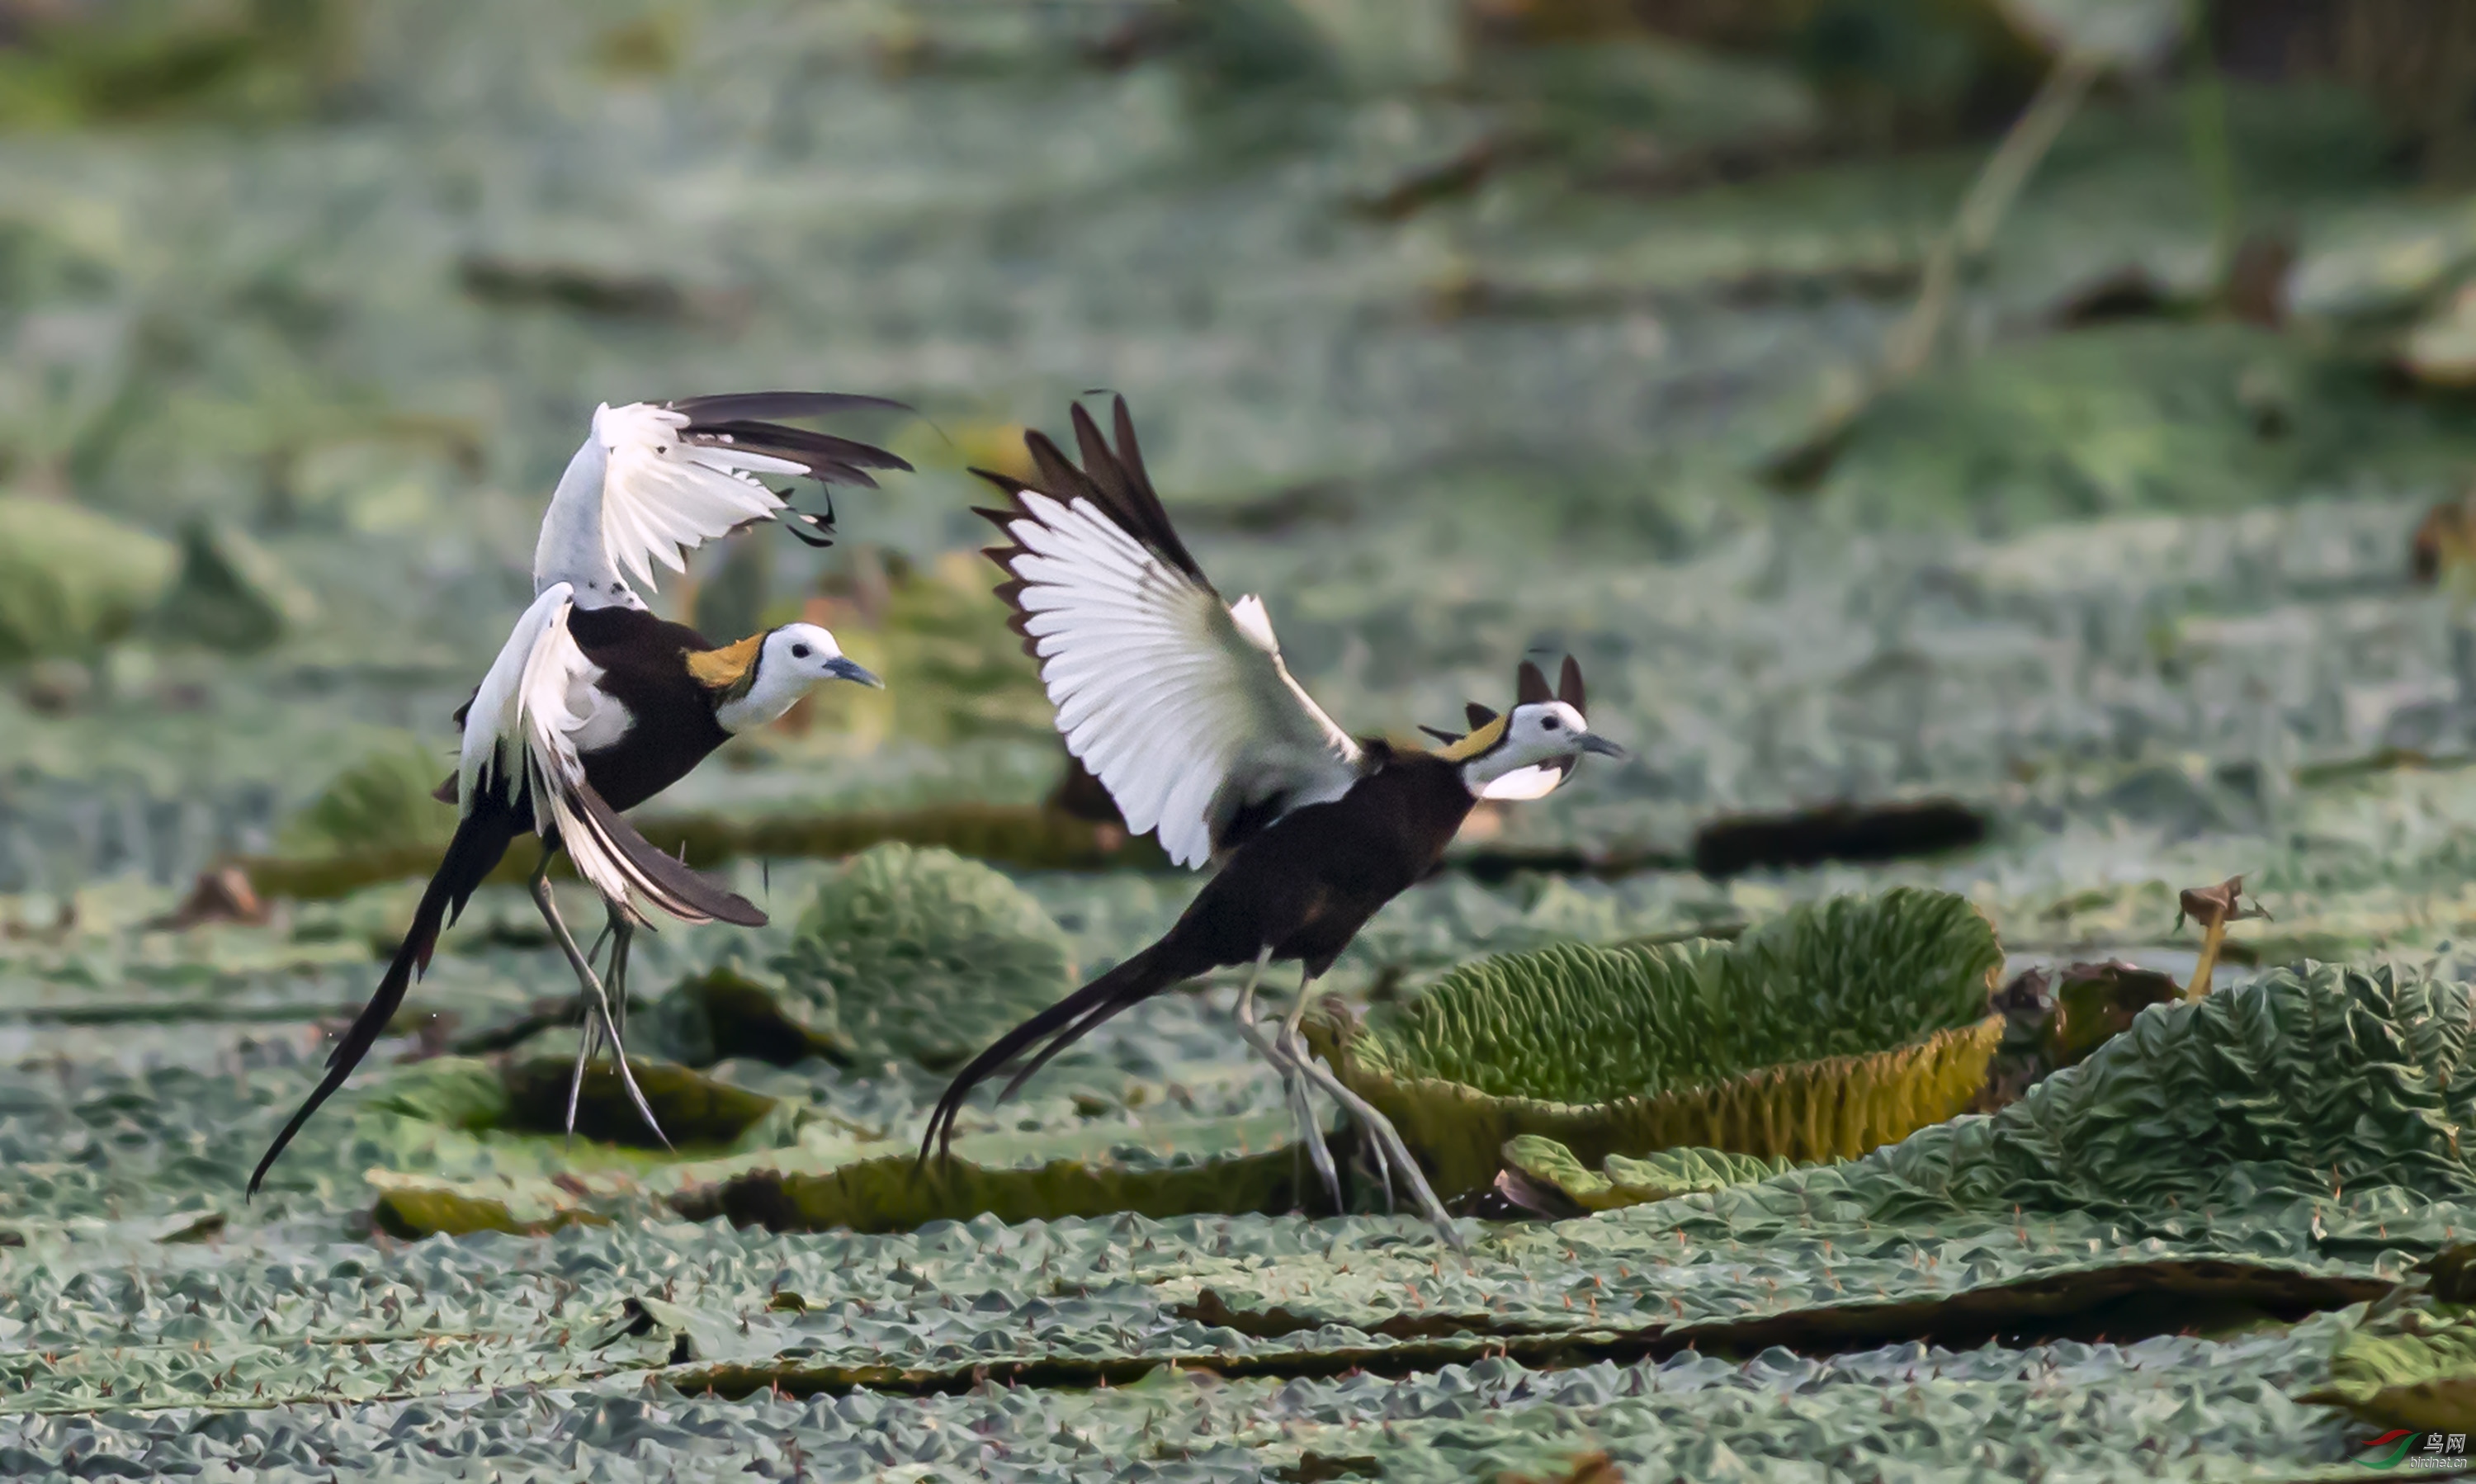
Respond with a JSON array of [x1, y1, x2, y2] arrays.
[[919, 404, 1503, 1165], [920, 742, 1481, 1154], [248, 612, 757, 1196]]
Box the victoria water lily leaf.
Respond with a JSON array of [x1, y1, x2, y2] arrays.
[[1819, 323, 2476, 532], [776, 843, 1075, 1069], [676, 1145, 1307, 1236], [149, 517, 315, 654], [0, 495, 177, 662], [2045, 959, 2182, 1065], [1307, 887, 2004, 1198], [370, 1185, 610, 1241], [1501, 1135, 1796, 1212], [499, 1057, 783, 1149], [645, 962, 857, 1068], [351, 1055, 795, 1176], [2304, 1283, 2476, 1432], [276, 737, 459, 857]]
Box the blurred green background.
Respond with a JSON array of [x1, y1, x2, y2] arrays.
[[10, 0, 2476, 910]]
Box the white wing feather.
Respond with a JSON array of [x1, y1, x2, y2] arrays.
[[455, 583, 638, 914], [458, 584, 574, 812], [1004, 491, 1361, 868], [593, 401, 807, 590], [509, 603, 643, 911]]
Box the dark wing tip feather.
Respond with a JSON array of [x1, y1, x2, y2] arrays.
[[1004, 399, 1208, 587], [1464, 702, 1499, 729], [970, 479, 1048, 663], [1109, 395, 1153, 494], [1515, 661, 1552, 707], [1419, 725, 1462, 744], [1557, 655, 1585, 712], [574, 785, 768, 927], [665, 390, 913, 423], [679, 419, 912, 484]]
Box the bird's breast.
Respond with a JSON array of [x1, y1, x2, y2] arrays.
[[569, 690, 636, 754]]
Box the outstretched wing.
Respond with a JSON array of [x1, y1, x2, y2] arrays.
[[975, 398, 1363, 869], [459, 583, 763, 926], [581, 394, 913, 590]]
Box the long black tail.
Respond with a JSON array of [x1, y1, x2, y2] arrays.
[[248, 802, 527, 1196], [916, 939, 1207, 1169]]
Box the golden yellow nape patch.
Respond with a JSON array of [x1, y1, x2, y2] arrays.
[[684, 634, 763, 689], [1435, 714, 1508, 762]]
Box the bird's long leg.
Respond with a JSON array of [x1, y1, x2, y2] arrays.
[[1278, 970, 1392, 1214], [528, 860, 669, 1151], [1231, 948, 1342, 1215], [601, 900, 635, 1040], [1282, 974, 1463, 1250]]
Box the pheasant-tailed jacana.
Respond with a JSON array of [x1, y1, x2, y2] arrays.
[[919, 397, 1623, 1245], [248, 394, 905, 1195]]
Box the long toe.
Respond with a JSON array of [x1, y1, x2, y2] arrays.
[[1284, 1069, 1344, 1216], [607, 1052, 673, 1151], [1295, 1052, 1466, 1251], [1273, 1026, 1344, 1214]]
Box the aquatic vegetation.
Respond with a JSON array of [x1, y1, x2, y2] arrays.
[[1307, 887, 2005, 1198], [777, 843, 1077, 1069]]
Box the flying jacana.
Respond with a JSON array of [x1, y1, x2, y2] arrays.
[[248, 394, 906, 1196], [919, 397, 1623, 1245]]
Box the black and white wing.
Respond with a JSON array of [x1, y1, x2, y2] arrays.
[[549, 393, 914, 592], [460, 584, 764, 926], [974, 398, 1363, 869]]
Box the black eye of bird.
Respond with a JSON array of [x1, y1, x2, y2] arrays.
[[1541, 715, 1561, 730], [790, 644, 811, 659]]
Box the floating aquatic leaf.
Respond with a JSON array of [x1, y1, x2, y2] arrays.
[[776, 843, 1075, 1070], [678, 1146, 1307, 1236], [1308, 887, 2004, 1198], [645, 962, 856, 1069], [1500, 1135, 1796, 1212], [276, 737, 458, 857], [150, 517, 316, 655], [2305, 1250, 2476, 1432], [0, 496, 176, 663]]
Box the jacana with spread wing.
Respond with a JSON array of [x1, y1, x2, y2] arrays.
[[919, 397, 1623, 1245]]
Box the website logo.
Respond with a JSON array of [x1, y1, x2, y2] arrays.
[[2359, 1430, 2472, 1472]]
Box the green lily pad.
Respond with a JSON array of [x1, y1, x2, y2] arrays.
[[276, 736, 459, 858], [1500, 1136, 1798, 1212], [677, 1145, 1308, 1236], [358, 1055, 793, 1161], [645, 962, 857, 1069], [775, 843, 1076, 1070], [150, 517, 316, 655], [2305, 1249, 2476, 1432], [1307, 887, 2005, 1199], [0, 495, 177, 663]]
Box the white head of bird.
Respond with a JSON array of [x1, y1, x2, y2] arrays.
[[1455, 700, 1627, 800], [712, 622, 881, 734]]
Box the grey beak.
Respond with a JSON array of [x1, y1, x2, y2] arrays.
[[826, 656, 883, 689], [1578, 731, 1628, 760]]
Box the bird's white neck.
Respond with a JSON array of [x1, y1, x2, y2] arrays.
[[532, 436, 644, 611], [714, 648, 815, 735]]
